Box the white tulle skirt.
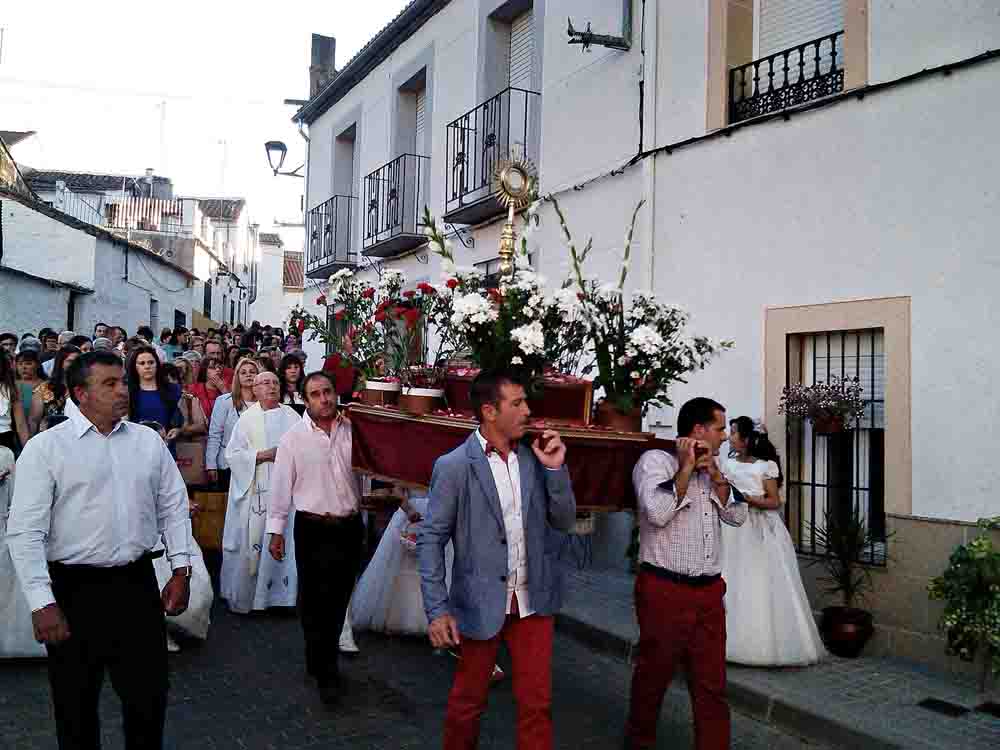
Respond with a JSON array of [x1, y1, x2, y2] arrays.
[[153, 539, 214, 641], [1, 530, 47, 658], [351, 497, 452, 636], [720, 509, 826, 666]]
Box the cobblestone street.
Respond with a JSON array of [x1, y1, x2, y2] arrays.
[[0, 596, 822, 750]]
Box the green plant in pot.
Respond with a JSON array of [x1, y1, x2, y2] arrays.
[[928, 516, 1000, 693], [807, 504, 889, 658]]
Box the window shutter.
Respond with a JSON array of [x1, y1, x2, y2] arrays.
[[508, 10, 534, 89], [759, 0, 843, 57], [415, 87, 427, 154]]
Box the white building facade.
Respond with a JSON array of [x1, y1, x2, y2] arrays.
[[296, 1, 1000, 671]]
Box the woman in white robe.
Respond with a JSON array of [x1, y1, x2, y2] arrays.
[[0, 446, 47, 658], [220, 382, 301, 614]]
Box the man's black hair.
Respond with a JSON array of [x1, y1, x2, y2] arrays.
[[676, 397, 726, 437], [136, 325, 155, 340], [65, 351, 124, 405], [470, 369, 523, 422], [68, 335, 92, 349], [0, 332, 17, 344], [302, 370, 336, 399], [93, 322, 109, 333]]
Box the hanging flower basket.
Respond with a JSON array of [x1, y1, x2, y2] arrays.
[[812, 414, 846, 435]]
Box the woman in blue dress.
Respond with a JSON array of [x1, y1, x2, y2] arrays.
[[128, 346, 183, 447]]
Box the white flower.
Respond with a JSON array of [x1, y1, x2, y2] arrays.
[[510, 320, 546, 356], [422, 225, 435, 237], [511, 356, 524, 365], [451, 293, 498, 328], [629, 325, 666, 356], [617, 356, 627, 366]]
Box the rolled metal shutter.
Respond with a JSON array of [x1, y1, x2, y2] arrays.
[[508, 10, 534, 89], [415, 87, 427, 153], [759, 0, 844, 57]]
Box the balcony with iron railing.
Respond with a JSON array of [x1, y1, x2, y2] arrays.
[[306, 195, 358, 278], [444, 87, 541, 226], [362, 153, 429, 258], [729, 31, 844, 124]]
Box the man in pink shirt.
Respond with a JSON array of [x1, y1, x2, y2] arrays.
[[266, 370, 362, 708]]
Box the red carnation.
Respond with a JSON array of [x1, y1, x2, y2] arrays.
[[335, 310, 346, 321], [403, 308, 421, 330], [487, 288, 503, 304], [577, 292, 586, 301], [361, 287, 376, 299], [417, 282, 437, 295], [296, 319, 306, 333], [446, 278, 459, 290], [316, 295, 327, 306], [403, 290, 416, 299], [374, 311, 387, 323]]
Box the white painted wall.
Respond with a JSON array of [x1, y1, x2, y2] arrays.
[[76, 235, 193, 337], [2, 199, 97, 288], [303, 0, 1000, 523], [250, 243, 304, 330], [0, 269, 71, 334]]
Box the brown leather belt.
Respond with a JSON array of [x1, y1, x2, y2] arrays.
[[296, 510, 360, 526]]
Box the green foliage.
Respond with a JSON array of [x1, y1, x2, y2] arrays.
[[928, 516, 1000, 686], [806, 504, 888, 609]]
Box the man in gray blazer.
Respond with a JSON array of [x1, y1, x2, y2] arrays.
[[419, 369, 577, 750]]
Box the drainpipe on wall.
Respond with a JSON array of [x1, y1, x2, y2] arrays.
[[640, 0, 659, 293]]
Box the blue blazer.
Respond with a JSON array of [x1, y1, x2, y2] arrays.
[[418, 432, 577, 640]]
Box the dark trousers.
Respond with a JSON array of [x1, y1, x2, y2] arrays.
[[293, 511, 363, 688], [46, 556, 168, 750], [626, 571, 729, 750], [444, 595, 554, 750]]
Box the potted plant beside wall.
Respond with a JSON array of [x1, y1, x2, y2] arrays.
[[807, 504, 889, 658], [928, 516, 1000, 693], [779, 376, 867, 434]]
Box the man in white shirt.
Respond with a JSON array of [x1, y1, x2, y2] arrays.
[[7, 350, 192, 750]]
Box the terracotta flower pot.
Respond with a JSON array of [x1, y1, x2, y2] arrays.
[[594, 401, 643, 433], [361, 379, 400, 406], [819, 606, 874, 658], [812, 414, 846, 434], [397, 386, 444, 416]]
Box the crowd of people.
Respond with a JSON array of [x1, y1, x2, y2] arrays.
[[0, 314, 826, 750]]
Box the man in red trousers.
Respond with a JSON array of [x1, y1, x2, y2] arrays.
[[626, 397, 747, 749], [418, 369, 577, 749]]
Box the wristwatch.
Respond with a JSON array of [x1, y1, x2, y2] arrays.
[[171, 566, 193, 579]]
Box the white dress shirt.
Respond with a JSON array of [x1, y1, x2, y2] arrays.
[[7, 405, 192, 612], [476, 430, 533, 617]]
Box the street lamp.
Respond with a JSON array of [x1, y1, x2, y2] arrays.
[[265, 140, 304, 178]]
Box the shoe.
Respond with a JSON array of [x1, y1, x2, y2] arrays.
[[166, 633, 181, 653]]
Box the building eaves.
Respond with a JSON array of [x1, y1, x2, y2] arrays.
[[198, 198, 246, 222], [259, 232, 283, 246], [0, 263, 94, 294], [20, 167, 171, 193], [0, 131, 36, 149], [0, 186, 198, 282], [294, 0, 450, 125]]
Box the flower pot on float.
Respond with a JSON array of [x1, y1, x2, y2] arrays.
[[819, 606, 874, 658], [444, 370, 593, 425], [397, 386, 444, 416], [593, 400, 643, 433], [361, 379, 400, 406]]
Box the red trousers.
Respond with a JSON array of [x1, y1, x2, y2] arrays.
[[626, 571, 729, 750], [444, 597, 554, 750]]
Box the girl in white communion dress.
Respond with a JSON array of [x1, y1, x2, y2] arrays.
[[720, 417, 825, 666]]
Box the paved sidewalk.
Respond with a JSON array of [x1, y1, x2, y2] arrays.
[[555, 563, 1000, 750]]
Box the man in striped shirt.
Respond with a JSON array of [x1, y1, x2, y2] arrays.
[[626, 397, 748, 750]]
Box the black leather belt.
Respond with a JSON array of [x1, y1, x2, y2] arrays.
[[640, 562, 721, 587], [297, 510, 360, 526]]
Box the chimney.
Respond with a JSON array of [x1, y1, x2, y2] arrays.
[[310, 34, 337, 97]]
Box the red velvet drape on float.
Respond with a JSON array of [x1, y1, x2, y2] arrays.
[[347, 405, 675, 512]]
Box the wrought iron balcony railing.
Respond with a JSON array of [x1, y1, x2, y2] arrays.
[[306, 195, 357, 278], [444, 87, 541, 226], [729, 31, 844, 124], [362, 153, 429, 258]]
